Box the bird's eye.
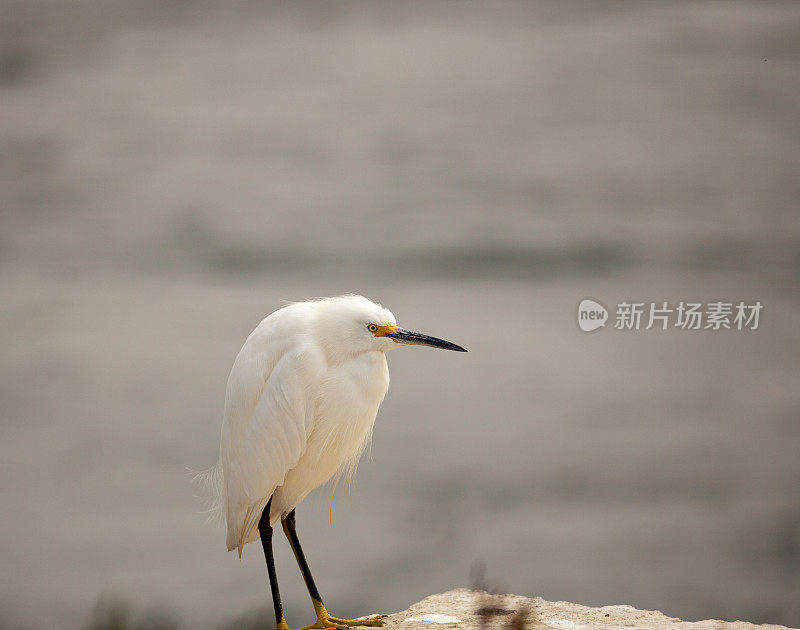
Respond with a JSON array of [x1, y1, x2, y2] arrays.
[[368, 324, 378, 332]]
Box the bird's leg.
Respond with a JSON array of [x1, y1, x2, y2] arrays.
[[260, 498, 291, 630], [281, 509, 384, 629]]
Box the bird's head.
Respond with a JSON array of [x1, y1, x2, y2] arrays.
[[311, 294, 467, 360]]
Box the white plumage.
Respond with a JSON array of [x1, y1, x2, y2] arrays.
[[219, 295, 397, 556], [209, 295, 465, 630]]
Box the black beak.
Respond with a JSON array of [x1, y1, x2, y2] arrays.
[[385, 328, 467, 352]]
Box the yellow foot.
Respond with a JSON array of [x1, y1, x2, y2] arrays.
[[298, 614, 384, 630], [327, 615, 384, 628], [299, 603, 384, 630]]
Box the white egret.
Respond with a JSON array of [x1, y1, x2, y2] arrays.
[[215, 295, 466, 630]]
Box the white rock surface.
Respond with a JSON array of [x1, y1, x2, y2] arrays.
[[385, 590, 797, 630]]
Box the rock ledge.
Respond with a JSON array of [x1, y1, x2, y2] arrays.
[[381, 590, 797, 630]]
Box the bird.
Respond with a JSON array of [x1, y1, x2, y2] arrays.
[[214, 294, 466, 630]]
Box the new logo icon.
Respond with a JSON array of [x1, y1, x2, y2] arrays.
[[577, 299, 608, 332]]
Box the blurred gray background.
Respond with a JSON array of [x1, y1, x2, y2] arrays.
[[2, 1, 799, 629]]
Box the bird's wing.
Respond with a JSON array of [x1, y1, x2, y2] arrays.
[[220, 319, 322, 556]]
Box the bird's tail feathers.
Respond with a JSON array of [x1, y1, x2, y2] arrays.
[[236, 498, 269, 558], [192, 463, 225, 527]]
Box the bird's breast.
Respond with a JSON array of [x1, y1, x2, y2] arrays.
[[317, 351, 389, 422], [301, 351, 387, 470]]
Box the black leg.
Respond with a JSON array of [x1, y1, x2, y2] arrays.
[[280, 509, 384, 628], [281, 509, 324, 607], [260, 498, 289, 630]]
